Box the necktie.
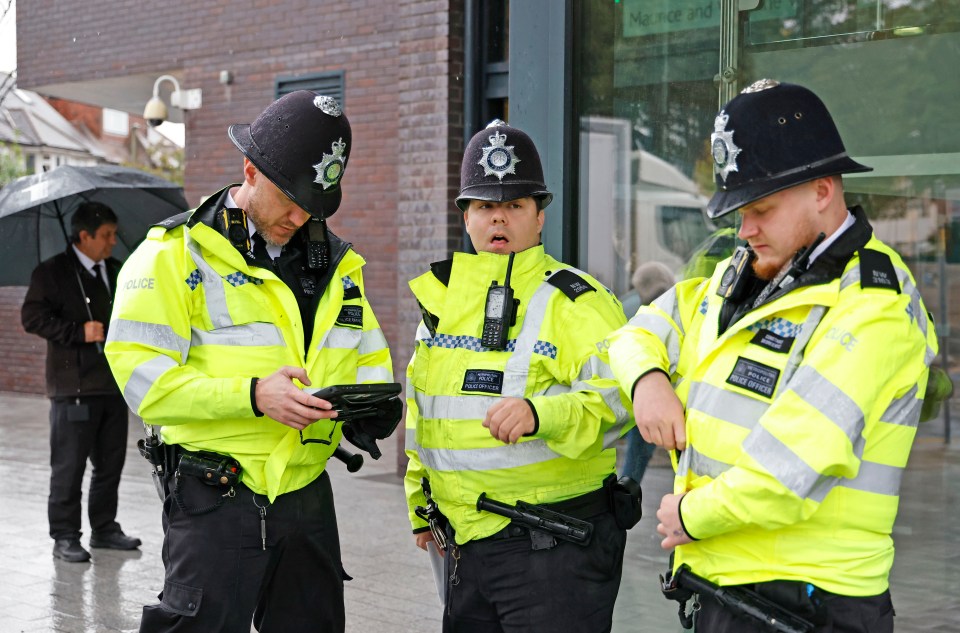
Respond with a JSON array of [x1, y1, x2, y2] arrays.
[[96, 262, 110, 293]]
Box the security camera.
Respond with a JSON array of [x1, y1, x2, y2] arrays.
[[143, 96, 168, 127]]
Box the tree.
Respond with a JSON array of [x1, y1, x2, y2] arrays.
[[0, 141, 27, 186]]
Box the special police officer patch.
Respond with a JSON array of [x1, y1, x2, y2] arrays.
[[478, 123, 520, 181], [336, 305, 363, 328], [547, 269, 596, 302], [461, 369, 504, 395], [726, 357, 780, 398], [313, 138, 347, 190], [711, 111, 741, 183], [750, 329, 794, 353]]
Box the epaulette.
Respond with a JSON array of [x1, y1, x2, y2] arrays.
[[430, 258, 453, 287], [858, 249, 901, 293], [151, 211, 191, 230], [547, 268, 597, 302]]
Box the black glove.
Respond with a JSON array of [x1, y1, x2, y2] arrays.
[[339, 396, 402, 460]]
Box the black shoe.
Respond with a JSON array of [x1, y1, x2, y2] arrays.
[[53, 538, 91, 562], [89, 531, 142, 550]]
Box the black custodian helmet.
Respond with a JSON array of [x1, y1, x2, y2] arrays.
[[707, 79, 872, 219], [456, 120, 553, 211], [229, 91, 351, 219]]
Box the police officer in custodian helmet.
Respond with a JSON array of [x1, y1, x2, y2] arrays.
[[609, 80, 938, 632], [404, 119, 638, 632]]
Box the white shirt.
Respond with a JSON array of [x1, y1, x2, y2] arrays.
[[72, 244, 109, 291]]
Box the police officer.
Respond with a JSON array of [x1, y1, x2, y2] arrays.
[[105, 91, 394, 632], [404, 120, 634, 632], [608, 80, 938, 632]]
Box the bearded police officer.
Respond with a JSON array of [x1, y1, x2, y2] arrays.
[[608, 80, 938, 632], [404, 120, 636, 632], [105, 91, 394, 632]]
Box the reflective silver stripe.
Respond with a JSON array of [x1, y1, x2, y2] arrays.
[[650, 286, 684, 337], [191, 322, 284, 348], [744, 426, 829, 501], [501, 279, 557, 396], [405, 427, 418, 451], [626, 312, 681, 375], [788, 365, 865, 443], [578, 355, 616, 382], [108, 318, 190, 363], [841, 460, 903, 496], [686, 382, 767, 430], [881, 385, 922, 428], [324, 327, 361, 350], [186, 236, 232, 328], [358, 365, 392, 383], [781, 306, 828, 384], [676, 445, 732, 480], [418, 439, 562, 472], [359, 328, 389, 355], [572, 382, 629, 431], [123, 355, 178, 413], [415, 392, 494, 420]]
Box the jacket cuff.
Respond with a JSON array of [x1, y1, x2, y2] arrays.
[[523, 398, 540, 436], [677, 493, 699, 541], [250, 378, 264, 417]]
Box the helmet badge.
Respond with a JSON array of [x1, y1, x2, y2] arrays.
[[478, 126, 520, 181], [313, 95, 342, 117], [313, 137, 347, 189], [711, 110, 741, 183]]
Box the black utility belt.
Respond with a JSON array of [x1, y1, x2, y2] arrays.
[[174, 447, 242, 488]]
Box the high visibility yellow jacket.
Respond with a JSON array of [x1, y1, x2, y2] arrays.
[[609, 210, 937, 595], [404, 246, 633, 543], [105, 190, 393, 502]]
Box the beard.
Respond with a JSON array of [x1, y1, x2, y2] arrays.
[[752, 257, 785, 281]]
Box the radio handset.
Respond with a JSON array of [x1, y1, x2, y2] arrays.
[[306, 217, 331, 273], [481, 252, 520, 350], [215, 208, 252, 254]]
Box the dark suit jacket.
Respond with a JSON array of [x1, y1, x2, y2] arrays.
[[21, 248, 122, 398]]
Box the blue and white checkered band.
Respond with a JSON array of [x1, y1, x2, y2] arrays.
[[747, 317, 801, 339], [313, 138, 347, 189], [342, 276, 357, 290], [699, 297, 709, 315], [185, 269, 202, 290], [423, 333, 558, 359], [479, 130, 520, 181], [711, 111, 741, 183], [313, 95, 342, 117], [225, 271, 263, 287]]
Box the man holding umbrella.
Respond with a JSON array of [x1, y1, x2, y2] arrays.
[[21, 201, 141, 563]]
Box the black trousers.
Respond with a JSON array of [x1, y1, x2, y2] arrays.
[[694, 584, 895, 633], [442, 510, 626, 633], [48, 394, 128, 540], [139, 468, 345, 633]]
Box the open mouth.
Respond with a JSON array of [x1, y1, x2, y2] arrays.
[[491, 234, 509, 245]]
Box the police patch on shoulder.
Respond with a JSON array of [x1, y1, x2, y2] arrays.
[[547, 269, 596, 301], [461, 369, 504, 395], [336, 305, 363, 328], [152, 211, 191, 230], [750, 329, 794, 353], [859, 249, 900, 293], [726, 357, 780, 398]]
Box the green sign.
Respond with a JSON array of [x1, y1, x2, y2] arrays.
[[622, 0, 797, 38]]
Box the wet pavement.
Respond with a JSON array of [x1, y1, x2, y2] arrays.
[[0, 391, 957, 632]]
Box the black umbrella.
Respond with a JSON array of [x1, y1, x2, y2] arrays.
[[0, 164, 189, 286]]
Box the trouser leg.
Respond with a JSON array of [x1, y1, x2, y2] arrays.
[[87, 395, 128, 535], [48, 398, 94, 540]]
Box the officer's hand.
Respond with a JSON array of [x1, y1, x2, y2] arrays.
[[255, 366, 338, 430], [656, 493, 693, 550], [414, 531, 444, 555], [483, 397, 535, 444], [84, 320, 105, 343], [632, 371, 686, 450]]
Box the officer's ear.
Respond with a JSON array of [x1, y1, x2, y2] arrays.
[[536, 208, 544, 234], [242, 158, 258, 186]]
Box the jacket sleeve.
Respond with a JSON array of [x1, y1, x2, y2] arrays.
[[21, 260, 86, 346], [403, 325, 431, 532], [608, 277, 708, 398], [525, 290, 632, 460], [353, 272, 394, 384], [105, 230, 256, 424], [681, 287, 936, 539]]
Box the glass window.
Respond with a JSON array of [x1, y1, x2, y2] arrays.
[[576, 0, 956, 436]]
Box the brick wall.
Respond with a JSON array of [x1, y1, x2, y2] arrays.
[[0, 288, 46, 394]]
